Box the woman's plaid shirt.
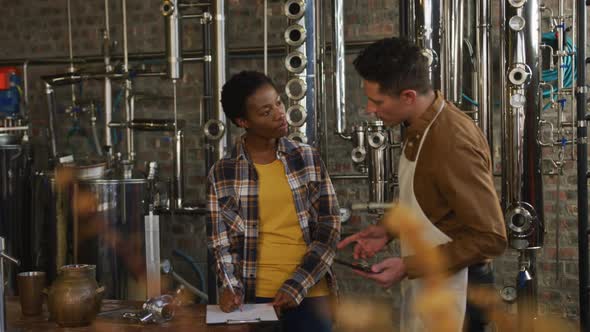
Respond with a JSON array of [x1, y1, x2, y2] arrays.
[[207, 136, 341, 304]]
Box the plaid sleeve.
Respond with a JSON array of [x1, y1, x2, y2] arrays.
[[206, 166, 243, 292], [280, 149, 341, 304]]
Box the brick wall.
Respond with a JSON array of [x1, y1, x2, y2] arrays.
[[0, 0, 585, 324]]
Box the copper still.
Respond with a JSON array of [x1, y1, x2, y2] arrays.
[[46, 264, 105, 327]]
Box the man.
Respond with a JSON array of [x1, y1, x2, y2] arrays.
[[207, 71, 340, 332], [337, 37, 507, 331]]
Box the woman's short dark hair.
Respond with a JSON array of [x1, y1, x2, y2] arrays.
[[220, 71, 277, 125], [353, 37, 432, 96]]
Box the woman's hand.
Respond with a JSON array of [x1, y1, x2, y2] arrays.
[[272, 290, 297, 316], [219, 288, 243, 313]]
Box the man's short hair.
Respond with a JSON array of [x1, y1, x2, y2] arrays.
[[220, 71, 277, 125], [353, 37, 432, 96]]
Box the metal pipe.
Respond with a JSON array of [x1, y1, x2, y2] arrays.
[[205, 4, 218, 303], [476, 0, 492, 148], [304, 0, 317, 146], [179, 2, 211, 8], [181, 13, 206, 19], [500, 0, 507, 211], [318, 0, 329, 164], [104, 0, 112, 152], [66, 0, 76, 106], [211, 0, 228, 161], [45, 83, 58, 163], [443, 0, 464, 104], [0, 126, 29, 133], [109, 119, 181, 131], [104, 76, 112, 152], [0, 41, 377, 67], [576, 0, 588, 330], [122, 0, 133, 161], [172, 80, 184, 209], [104, 48, 113, 151], [264, 0, 268, 74], [463, 0, 476, 119], [183, 56, 206, 62], [144, 212, 160, 299], [555, 0, 566, 144], [163, 0, 183, 80], [122, 0, 129, 73], [330, 174, 369, 180], [557, 0, 565, 92], [42, 71, 166, 86], [204, 8, 214, 171], [332, 0, 350, 140], [22, 61, 28, 108], [129, 93, 135, 159]]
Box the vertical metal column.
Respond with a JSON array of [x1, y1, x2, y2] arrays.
[[203, 3, 217, 304], [104, 0, 113, 155], [203, 9, 214, 170], [332, 0, 349, 140], [503, 0, 544, 326], [304, 1, 317, 145], [399, 0, 443, 90], [212, 0, 228, 161], [576, 0, 588, 330], [476, 0, 492, 147], [442, 0, 464, 104]]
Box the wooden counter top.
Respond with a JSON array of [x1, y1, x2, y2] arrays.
[[6, 297, 278, 331]]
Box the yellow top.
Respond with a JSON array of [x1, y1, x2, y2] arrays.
[[254, 159, 329, 298]]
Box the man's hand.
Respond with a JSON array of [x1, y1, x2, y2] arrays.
[[219, 288, 242, 313], [337, 225, 391, 259], [353, 257, 407, 288], [271, 290, 297, 316]]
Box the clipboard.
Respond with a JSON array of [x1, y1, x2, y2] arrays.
[[206, 304, 279, 325]]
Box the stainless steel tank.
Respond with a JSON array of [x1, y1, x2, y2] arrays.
[[77, 176, 149, 301], [0, 144, 31, 293]]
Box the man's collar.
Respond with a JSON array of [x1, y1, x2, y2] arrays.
[[404, 90, 445, 140]]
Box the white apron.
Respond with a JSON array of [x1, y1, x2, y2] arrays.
[[398, 102, 468, 332]]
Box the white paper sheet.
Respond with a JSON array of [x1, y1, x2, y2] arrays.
[[206, 304, 279, 324]]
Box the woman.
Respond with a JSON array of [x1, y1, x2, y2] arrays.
[[207, 71, 340, 332]]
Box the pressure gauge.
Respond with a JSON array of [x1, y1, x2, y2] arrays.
[[509, 15, 526, 31], [508, 64, 532, 86], [500, 286, 517, 303], [508, 0, 527, 8]]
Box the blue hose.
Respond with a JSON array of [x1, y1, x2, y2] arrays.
[[172, 249, 207, 303], [462, 93, 479, 107]]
